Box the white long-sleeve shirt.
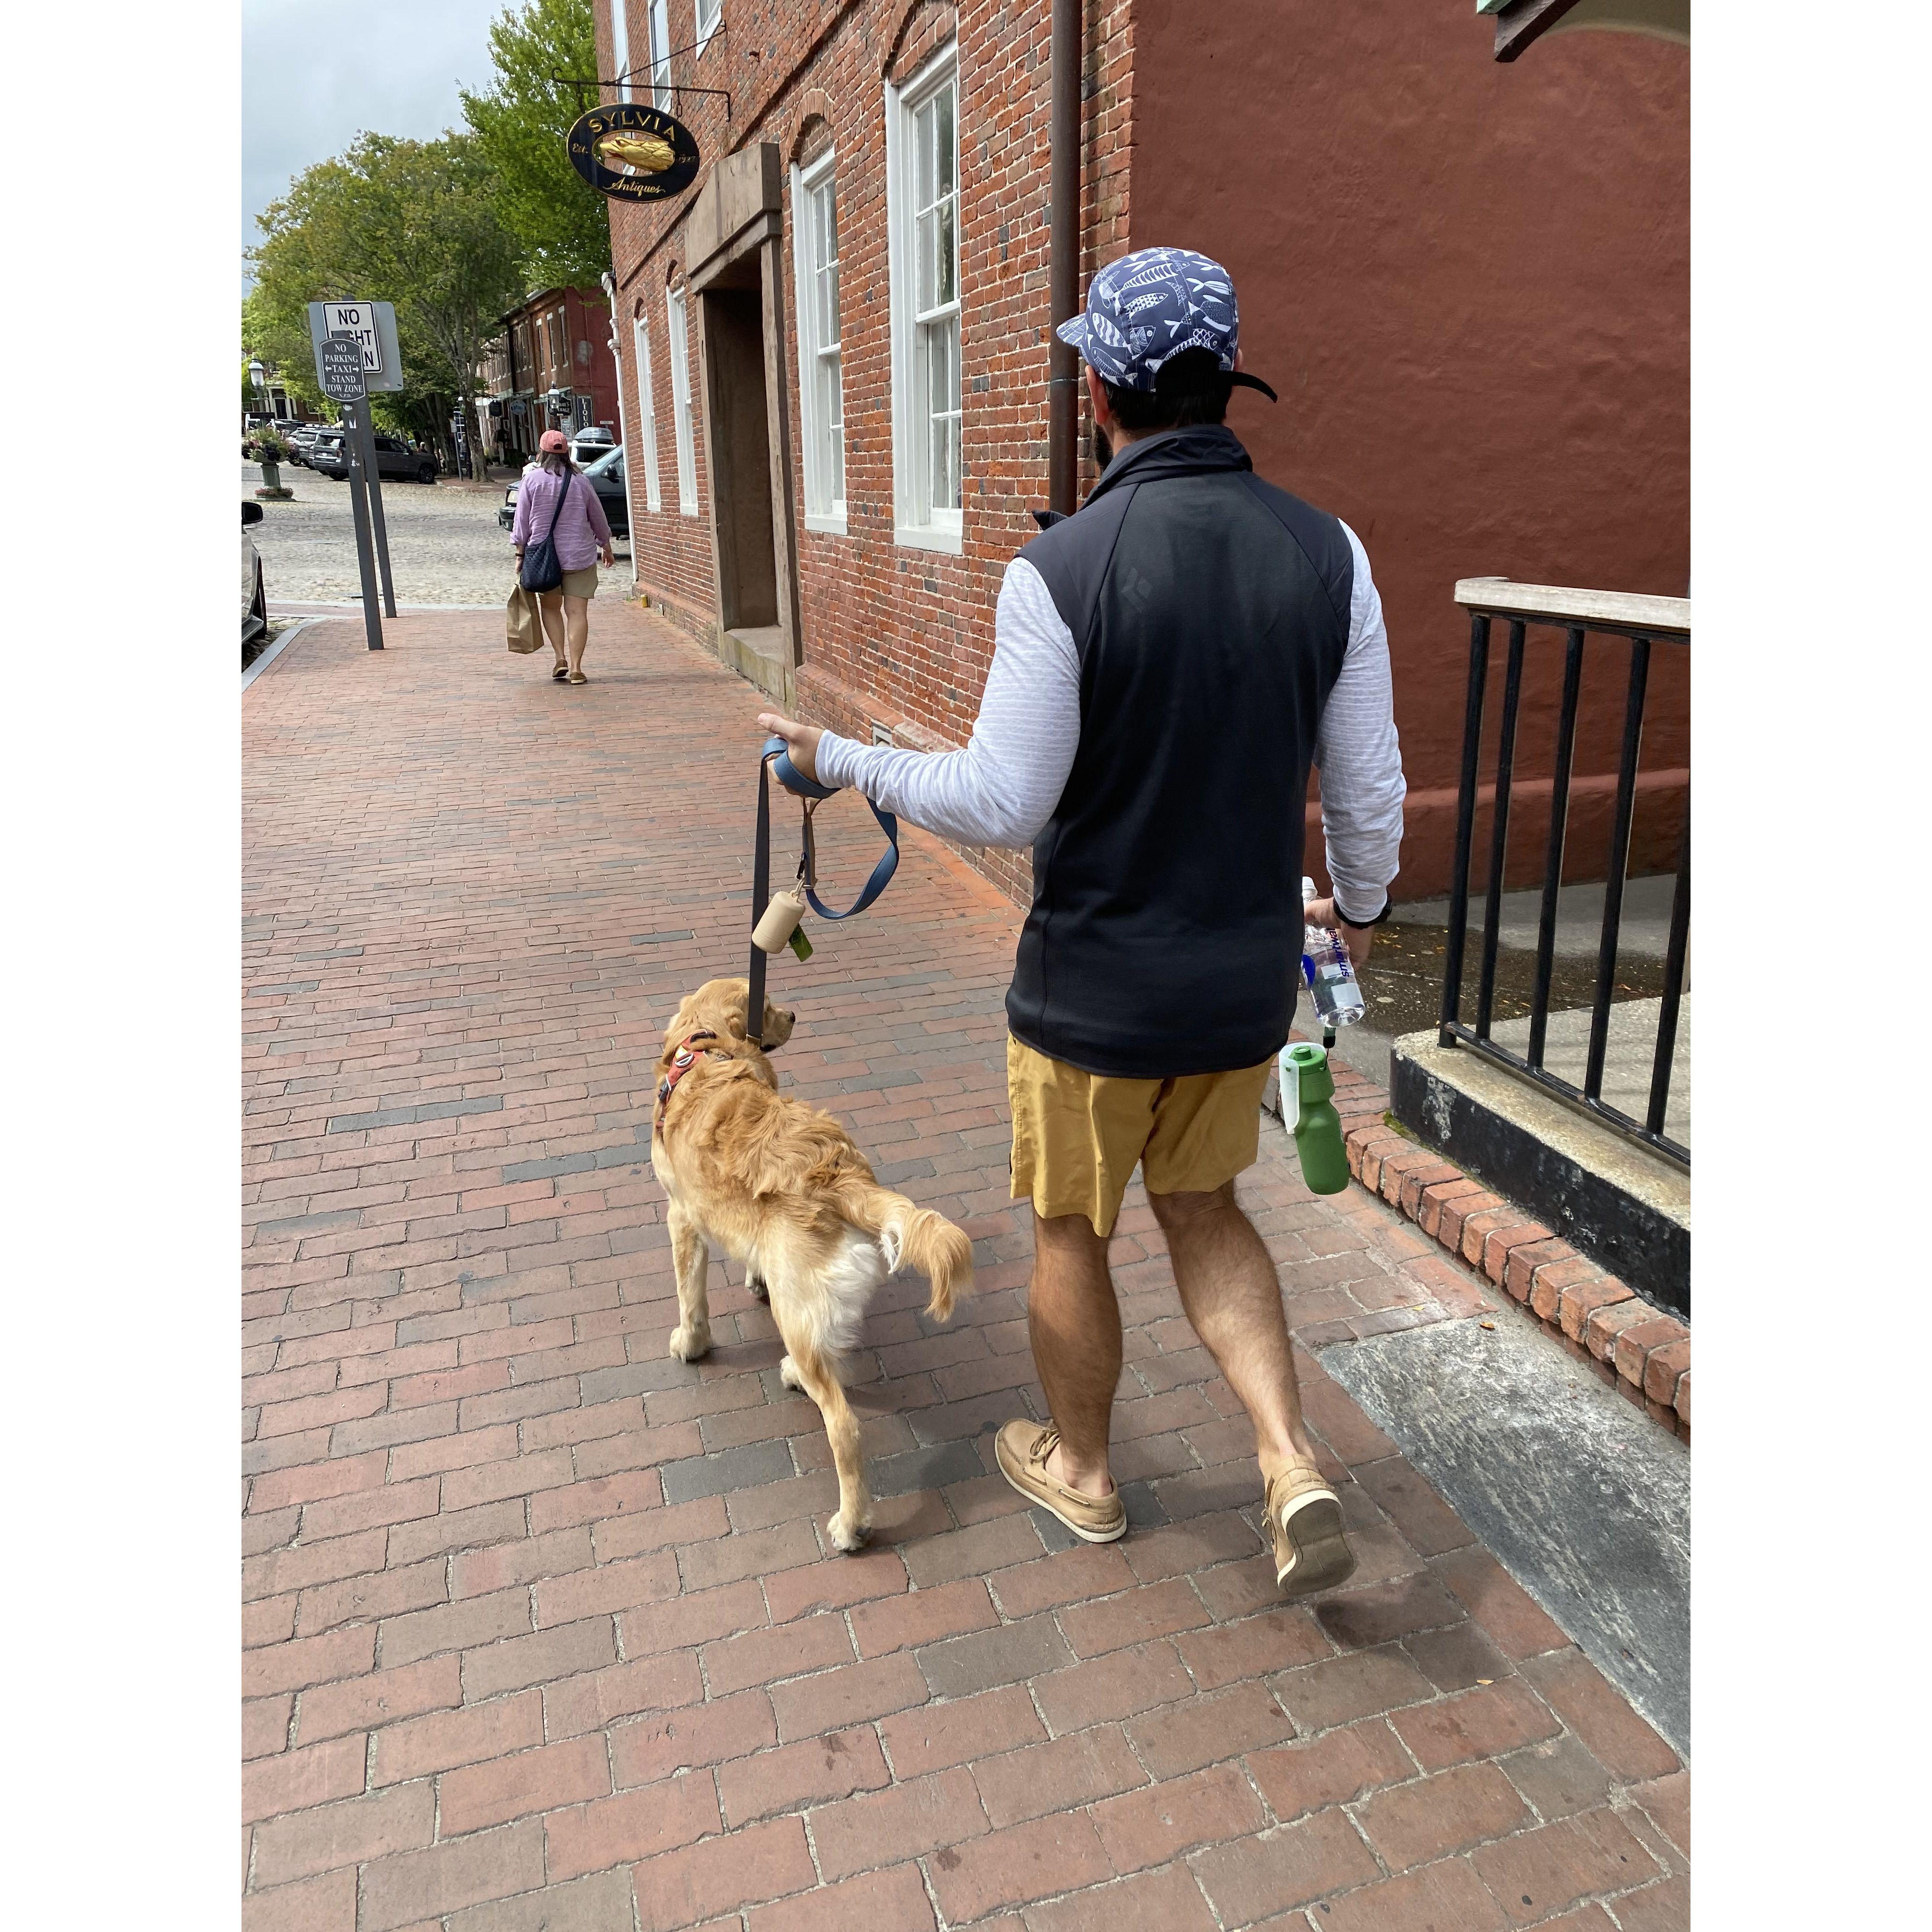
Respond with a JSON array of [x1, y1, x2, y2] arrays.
[[816, 522, 1406, 922]]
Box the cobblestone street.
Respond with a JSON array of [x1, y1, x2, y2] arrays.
[[242, 605, 1687, 1931], [246, 460, 633, 607]]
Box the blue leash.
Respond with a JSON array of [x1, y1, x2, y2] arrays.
[[762, 736, 901, 920], [745, 737, 900, 1044]]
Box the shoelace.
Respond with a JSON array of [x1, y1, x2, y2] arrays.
[[1029, 1425, 1063, 1471]]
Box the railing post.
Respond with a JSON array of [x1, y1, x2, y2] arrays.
[[1439, 612, 1493, 1044], [1475, 620, 1527, 1038], [1648, 804, 1690, 1138], [1584, 633, 1652, 1100], [1527, 625, 1586, 1070]]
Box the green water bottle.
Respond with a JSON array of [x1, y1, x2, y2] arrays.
[[1280, 1041, 1349, 1195]]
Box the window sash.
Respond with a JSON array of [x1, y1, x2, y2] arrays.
[[609, 0, 631, 100], [648, 0, 671, 110], [794, 159, 846, 522], [890, 59, 961, 537], [695, 0, 721, 49], [667, 288, 697, 515], [632, 315, 662, 512]]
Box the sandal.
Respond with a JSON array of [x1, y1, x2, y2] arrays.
[[551, 661, 569, 680]]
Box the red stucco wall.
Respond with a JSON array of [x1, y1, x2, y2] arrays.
[[1131, 2, 1689, 897]]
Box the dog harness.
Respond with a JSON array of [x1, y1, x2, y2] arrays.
[[653, 1030, 726, 1136]]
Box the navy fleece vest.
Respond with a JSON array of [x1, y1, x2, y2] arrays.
[[1008, 426, 1352, 1078]]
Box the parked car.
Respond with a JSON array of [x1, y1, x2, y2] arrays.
[[497, 443, 629, 540], [570, 425, 614, 465], [243, 500, 267, 651], [310, 431, 439, 485], [282, 423, 329, 466]]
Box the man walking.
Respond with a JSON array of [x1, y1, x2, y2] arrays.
[[759, 248, 1403, 1596]]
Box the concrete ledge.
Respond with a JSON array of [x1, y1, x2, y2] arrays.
[[1389, 1031, 1688, 1316]]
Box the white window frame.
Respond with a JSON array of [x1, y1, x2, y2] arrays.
[[632, 313, 662, 512], [695, 0, 722, 55], [885, 42, 963, 553], [666, 285, 699, 515], [648, 0, 672, 110], [608, 0, 631, 101], [791, 149, 847, 535]]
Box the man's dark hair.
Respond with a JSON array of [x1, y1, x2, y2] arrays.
[[1101, 348, 1232, 431]]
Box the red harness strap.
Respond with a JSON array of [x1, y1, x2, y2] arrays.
[[653, 1030, 726, 1135]]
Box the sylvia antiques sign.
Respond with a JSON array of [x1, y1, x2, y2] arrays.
[[566, 103, 701, 203]]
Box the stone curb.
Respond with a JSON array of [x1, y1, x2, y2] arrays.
[[1299, 1035, 1690, 1438]]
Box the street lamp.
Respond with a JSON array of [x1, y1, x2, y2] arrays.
[[247, 356, 269, 424]]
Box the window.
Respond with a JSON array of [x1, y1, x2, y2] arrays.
[[632, 313, 663, 511], [666, 285, 698, 514], [648, 0, 671, 110], [792, 151, 846, 530], [886, 46, 961, 549], [609, 0, 631, 100], [696, 0, 722, 53]]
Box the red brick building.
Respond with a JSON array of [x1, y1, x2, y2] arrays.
[[481, 286, 624, 465], [598, 1, 1687, 901]]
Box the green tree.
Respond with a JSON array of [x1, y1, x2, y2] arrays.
[[245, 133, 527, 465], [461, 0, 612, 287]]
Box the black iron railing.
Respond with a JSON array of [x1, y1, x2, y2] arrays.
[[1439, 578, 1690, 1168]]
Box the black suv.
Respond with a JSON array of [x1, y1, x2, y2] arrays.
[[311, 433, 439, 485]]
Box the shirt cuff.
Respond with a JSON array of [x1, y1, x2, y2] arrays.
[[1334, 889, 1391, 926], [813, 731, 862, 792]]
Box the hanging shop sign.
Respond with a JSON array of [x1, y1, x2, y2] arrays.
[[566, 103, 701, 203]]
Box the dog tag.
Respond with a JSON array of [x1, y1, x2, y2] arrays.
[[753, 885, 807, 953], [787, 926, 814, 961]]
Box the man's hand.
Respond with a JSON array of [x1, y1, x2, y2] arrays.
[[1304, 897, 1375, 971], [599, 543, 614, 567], [757, 711, 824, 784]]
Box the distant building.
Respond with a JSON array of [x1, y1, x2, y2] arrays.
[[479, 287, 623, 466]]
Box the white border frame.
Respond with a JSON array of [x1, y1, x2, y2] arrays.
[[632, 312, 663, 514], [695, 0, 722, 57], [666, 284, 699, 516], [792, 148, 848, 537], [607, 0, 632, 100], [885, 39, 964, 554]]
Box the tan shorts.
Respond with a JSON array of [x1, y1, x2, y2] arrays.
[[1007, 1035, 1274, 1238], [544, 567, 598, 600]]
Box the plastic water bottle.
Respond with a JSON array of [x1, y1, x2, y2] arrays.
[[1302, 876, 1366, 1027]]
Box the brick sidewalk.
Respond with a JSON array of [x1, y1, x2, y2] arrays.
[[243, 606, 1687, 1931]]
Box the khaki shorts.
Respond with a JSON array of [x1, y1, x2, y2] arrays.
[[543, 567, 599, 600], [1007, 1035, 1274, 1238]]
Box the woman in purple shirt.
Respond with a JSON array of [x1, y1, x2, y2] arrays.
[[512, 428, 614, 684]]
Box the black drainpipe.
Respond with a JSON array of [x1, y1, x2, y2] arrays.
[[1046, 0, 1081, 517]]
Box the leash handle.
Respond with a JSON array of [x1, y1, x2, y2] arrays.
[[759, 735, 899, 922], [803, 796, 898, 921]]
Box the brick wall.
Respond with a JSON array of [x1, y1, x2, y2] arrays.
[[601, 1, 1132, 904]]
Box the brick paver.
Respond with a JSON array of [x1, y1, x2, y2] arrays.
[[243, 606, 1687, 1929]]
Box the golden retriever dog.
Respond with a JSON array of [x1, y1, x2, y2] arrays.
[[650, 978, 974, 1552]]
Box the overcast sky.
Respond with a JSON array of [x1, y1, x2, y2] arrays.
[[242, 0, 503, 292]]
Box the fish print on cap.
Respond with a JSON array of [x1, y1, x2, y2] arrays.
[[1056, 246, 1239, 392]]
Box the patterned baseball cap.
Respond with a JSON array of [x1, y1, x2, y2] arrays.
[[1056, 246, 1242, 393]]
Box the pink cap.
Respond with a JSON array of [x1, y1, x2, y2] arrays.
[[538, 428, 569, 452]]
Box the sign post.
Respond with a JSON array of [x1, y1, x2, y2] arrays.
[[317, 337, 383, 652], [309, 301, 405, 626], [351, 403, 398, 618]]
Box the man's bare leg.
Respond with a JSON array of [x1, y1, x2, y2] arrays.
[[1150, 1182, 1317, 1488], [1028, 1208, 1121, 1498]]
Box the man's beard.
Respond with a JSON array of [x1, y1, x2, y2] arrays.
[[1093, 423, 1114, 471]]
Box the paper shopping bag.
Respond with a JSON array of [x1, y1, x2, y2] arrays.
[[506, 584, 543, 654]]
